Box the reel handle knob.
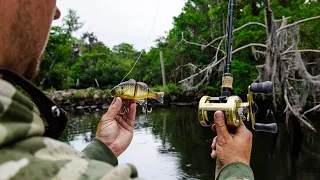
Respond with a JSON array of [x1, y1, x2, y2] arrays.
[[254, 123, 278, 133], [250, 81, 273, 94]]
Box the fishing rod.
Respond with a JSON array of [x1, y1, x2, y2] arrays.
[[197, 0, 277, 178], [221, 0, 235, 99]]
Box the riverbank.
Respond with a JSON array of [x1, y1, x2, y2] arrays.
[[45, 88, 111, 112], [45, 87, 200, 112]]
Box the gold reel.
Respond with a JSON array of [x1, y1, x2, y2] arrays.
[[198, 96, 247, 128], [198, 81, 278, 133]]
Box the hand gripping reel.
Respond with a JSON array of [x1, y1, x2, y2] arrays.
[[198, 81, 277, 133]]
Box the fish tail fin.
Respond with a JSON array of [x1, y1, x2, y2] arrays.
[[155, 92, 165, 103]]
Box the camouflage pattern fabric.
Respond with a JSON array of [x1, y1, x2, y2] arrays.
[[0, 79, 141, 180], [217, 162, 254, 180]]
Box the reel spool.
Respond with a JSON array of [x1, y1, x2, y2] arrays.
[[198, 81, 277, 133]]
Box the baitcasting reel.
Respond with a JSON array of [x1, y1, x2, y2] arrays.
[[198, 81, 278, 133]]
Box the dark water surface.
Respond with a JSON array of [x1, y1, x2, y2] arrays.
[[60, 107, 320, 180]]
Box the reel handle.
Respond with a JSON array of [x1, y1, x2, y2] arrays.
[[254, 123, 278, 134], [250, 81, 273, 94]]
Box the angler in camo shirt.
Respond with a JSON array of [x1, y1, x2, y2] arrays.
[[0, 0, 254, 180]]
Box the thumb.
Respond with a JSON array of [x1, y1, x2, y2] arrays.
[[214, 111, 230, 139], [105, 97, 122, 117]]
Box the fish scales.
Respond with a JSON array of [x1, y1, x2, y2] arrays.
[[123, 81, 136, 99], [135, 83, 149, 99], [111, 79, 164, 103]]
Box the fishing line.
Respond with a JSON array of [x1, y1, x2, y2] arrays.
[[120, 0, 161, 83]]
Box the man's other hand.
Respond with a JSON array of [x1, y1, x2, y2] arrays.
[[96, 97, 136, 157], [211, 111, 252, 166]]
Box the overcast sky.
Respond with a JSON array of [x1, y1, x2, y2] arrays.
[[53, 0, 186, 51]]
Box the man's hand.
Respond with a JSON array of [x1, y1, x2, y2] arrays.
[[211, 111, 252, 166], [96, 97, 136, 157]]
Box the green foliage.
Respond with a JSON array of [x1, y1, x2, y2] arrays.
[[36, 1, 320, 99], [202, 81, 221, 96], [151, 83, 184, 96], [232, 60, 259, 95], [150, 83, 185, 102]]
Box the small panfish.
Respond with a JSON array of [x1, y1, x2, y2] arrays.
[[111, 79, 164, 103]]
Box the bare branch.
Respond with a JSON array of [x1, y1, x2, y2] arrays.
[[182, 37, 226, 54], [234, 22, 266, 32], [312, 74, 320, 80], [282, 45, 294, 54], [179, 43, 267, 83], [214, 38, 225, 63], [274, 16, 291, 22], [284, 87, 316, 132], [287, 77, 305, 82], [181, 22, 266, 50], [293, 51, 320, 87], [233, 43, 268, 54], [277, 15, 320, 33], [282, 49, 320, 55], [255, 50, 267, 55], [175, 63, 202, 71], [264, 0, 273, 34], [178, 60, 221, 84], [307, 62, 317, 65], [303, 104, 320, 116]]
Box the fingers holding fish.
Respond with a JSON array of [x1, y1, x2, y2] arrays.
[[108, 97, 123, 116], [115, 114, 134, 133], [116, 100, 136, 127], [127, 100, 136, 127]]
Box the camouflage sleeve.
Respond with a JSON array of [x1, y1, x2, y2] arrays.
[[0, 80, 141, 179], [0, 137, 141, 180], [82, 138, 118, 166], [217, 162, 254, 180]]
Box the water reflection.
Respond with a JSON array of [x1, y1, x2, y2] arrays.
[[60, 107, 320, 180]]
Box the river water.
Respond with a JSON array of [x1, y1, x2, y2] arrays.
[[60, 107, 320, 180]]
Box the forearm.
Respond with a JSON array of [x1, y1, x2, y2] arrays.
[[82, 138, 118, 166], [217, 162, 254, 180]]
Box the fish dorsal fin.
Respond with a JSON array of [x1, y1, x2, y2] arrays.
[[137, 82, 148, 88], [128, 79, 136, 83]]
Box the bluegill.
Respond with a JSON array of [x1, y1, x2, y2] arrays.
[[111, 79, 164, 103]]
